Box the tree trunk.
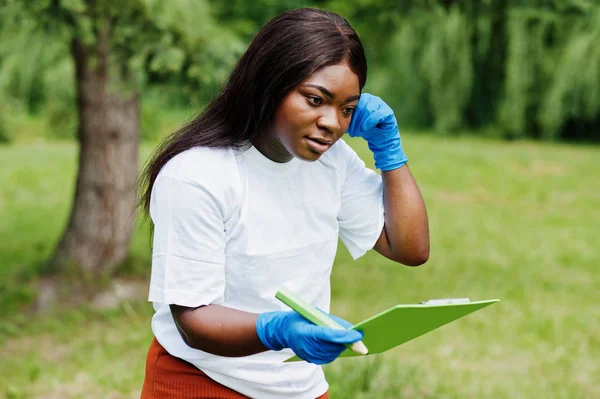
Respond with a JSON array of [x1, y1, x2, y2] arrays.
[[39, 32, 139, 309]]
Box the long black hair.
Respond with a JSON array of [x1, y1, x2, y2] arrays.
[[138, 8, 367, 218]]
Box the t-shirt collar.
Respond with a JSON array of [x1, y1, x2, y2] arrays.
[[242, 145, 301, 177]]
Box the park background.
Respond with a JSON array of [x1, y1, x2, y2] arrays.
[[1, 0, 599, 398]]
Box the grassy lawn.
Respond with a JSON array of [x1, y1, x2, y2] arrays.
[[1, 132, 599, 398]]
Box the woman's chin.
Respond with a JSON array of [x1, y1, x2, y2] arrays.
[[294, 148, 324, 162]]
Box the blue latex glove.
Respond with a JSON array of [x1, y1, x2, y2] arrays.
[[347, 93, 408, 171], [256, 311, 363, 365]]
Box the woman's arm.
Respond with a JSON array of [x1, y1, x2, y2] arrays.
[[170, 304, 266, 357], [373, 165, 430, 266], [169, 304, 363, 364], [347, 93, 429, 266]]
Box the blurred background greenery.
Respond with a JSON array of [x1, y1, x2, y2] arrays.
[[3, 0, 600, 144], [1, 0, 599, 398]]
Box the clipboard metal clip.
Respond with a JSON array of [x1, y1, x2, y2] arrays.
[[420, 298, 471, 305]]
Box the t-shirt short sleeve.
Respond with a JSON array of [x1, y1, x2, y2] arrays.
[[337, 141, 385, 260], [148, 150, 234, 308]]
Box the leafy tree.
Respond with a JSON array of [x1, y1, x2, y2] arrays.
[[0, 0, 239, 308]]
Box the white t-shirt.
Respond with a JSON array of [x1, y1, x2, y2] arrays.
[[148, 139, 384, 399]]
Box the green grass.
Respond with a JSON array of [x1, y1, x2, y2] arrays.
[[1, 131, 599, 398]]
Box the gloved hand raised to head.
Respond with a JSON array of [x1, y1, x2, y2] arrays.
[[256, 310, 363, 365], [347, 93, 408, 171]]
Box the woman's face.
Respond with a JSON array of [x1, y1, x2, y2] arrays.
[[260, 63, 361, 163]]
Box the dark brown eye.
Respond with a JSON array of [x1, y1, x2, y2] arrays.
[[343, 107, 355, 116], [307, 96, 323, 106]]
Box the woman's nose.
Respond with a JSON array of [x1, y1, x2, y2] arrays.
[[316, 107, 341, 134]]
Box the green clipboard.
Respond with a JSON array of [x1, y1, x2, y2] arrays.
[[277, 288, 499, 362]]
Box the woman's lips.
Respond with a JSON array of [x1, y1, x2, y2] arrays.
[[305, 137, 332, 154]]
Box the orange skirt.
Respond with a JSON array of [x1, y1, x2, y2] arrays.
[[141, 337, 329, 399]]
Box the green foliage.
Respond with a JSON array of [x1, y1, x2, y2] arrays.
[[1, 0, 600, 140], [499, 9, 555, 139], [330, 0, 600, 140], [139, 87, 198, 142], [420, 7, 473, 132], [42, 57, 77, 139], [540, 6, 600, 139], [0, 109, 9, 144], [374, 15, 433, 128], [210, 0, 327, 39], [497, 2, 600, 140], [358, 5, 472, 132], [0, 3, 69, 114], [0, 0, 245, 137], [140, 0, 246, 99]]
